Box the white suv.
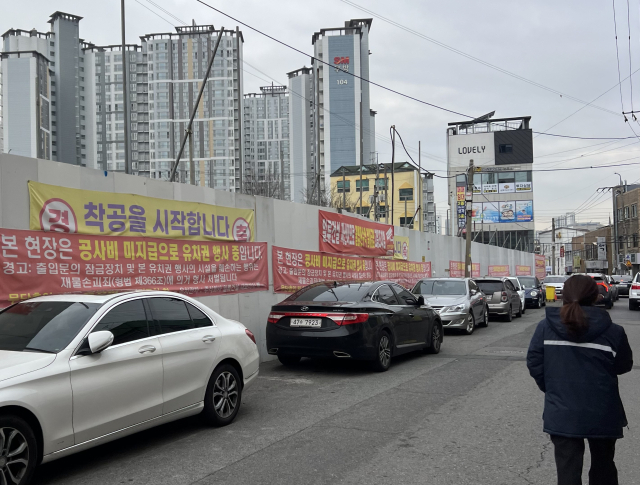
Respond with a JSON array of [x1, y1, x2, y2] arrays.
[[0, 291, 259, 484], [630, 273, 640, 311]]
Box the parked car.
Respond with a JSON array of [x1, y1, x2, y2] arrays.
[[605, 275, 619, 301], [507, 277, 526, 315], [629, 272, 640, 310], [516, 275, 545, 308], [0, 291, 259, 484], [412, 278, 488, 335], [474, 277, 522, 321], [586, 273, 615, 309], [611, 274, 633, 297], [542, 275, 568, 300], [266, 281, 443, 372]]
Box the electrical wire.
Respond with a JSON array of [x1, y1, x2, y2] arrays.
[[134, 0, 177, 27], [613, 0, 626, 116], [626, 0, 635, 115]]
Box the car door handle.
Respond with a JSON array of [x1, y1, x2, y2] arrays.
[[138, 345, 156, 354], [202, 335, 216, 343]]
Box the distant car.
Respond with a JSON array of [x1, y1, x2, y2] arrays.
[[612, 275, 633, 297], [507, 277, 526, 315], [517, 275, 545, 308], [629, 272, 640, 310], [474, 277, 522, 321], [412, 278, 488, 335], [266, 281, 443, 372], [586, 273, 615, 309], [0, 292, 259, 485], [605, 275, 619, 301], [542, 275, 568, 300]]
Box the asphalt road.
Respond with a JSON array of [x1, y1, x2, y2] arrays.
[[33, 301, 640, 485]]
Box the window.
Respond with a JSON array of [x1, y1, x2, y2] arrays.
[[624, 206, 630, 219], [92, 300, 149, 346], [399, 217, 414, 228], [375, 178, 388, 189], [414, 280, 466, 295], [399, 188, 413, 201], [632, 204, 638, 218], [356, 179, 369, 192], [374, 285, 399, 305], [505, 280, 516, 291], [148, 298, 195, 334], [391, 284, 415, 305], [337, 180, 350, 193], [186, 303, 214, 327], [499, 144, 513, 153], [617, 208, 623, 221]]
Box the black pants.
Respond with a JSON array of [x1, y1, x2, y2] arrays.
[[550, 435, 618, 485]]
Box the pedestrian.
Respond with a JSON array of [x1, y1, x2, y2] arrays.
[[527, 274, 633, 485]]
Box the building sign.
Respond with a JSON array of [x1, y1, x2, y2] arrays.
[[535, 254, 546, 279], [272, 246, 374, 293], [448, 132, 495, 167], [374, 259, 432, 288], [393, 235, 410, 260], [449, 260, 480, 278], [482, 202, 500, 223], [482, 183, 498, 194], [515, 200, 533, 222], [456, 187, 466, 228], [597, 237, 607, 261], [499, 182, 515, 194], [29, 181, 255, 242], [499, 201, 516, 223], [319, 211, 393, 257], [0, 228, 268, 307], [516, 182, 532, 192], [488, 265, 510, 277], [333, 56, 350, 72], [573, 254, 581, 269], [471, 203, 483, 223], [516, 265, 531, 276]]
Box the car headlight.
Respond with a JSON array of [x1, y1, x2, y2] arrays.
[[530, 290, 538, 297], [443, 304, 466, 313]]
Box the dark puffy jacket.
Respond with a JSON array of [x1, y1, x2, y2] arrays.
[[527, 306, 633, 439]]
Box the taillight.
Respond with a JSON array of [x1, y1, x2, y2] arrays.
[[245, 329, 257, 345], [267, 311, 369, 325], [597, 282, 609, 292], [268, 312, 284, 324], [632, 283, 640, 290], [501, 291, 508, 302], [339, 313, 370, 325]]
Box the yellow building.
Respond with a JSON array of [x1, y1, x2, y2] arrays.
[[330, 162, 423, 229]]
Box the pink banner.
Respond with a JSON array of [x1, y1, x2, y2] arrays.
[[516, 265, 532, 276], [535, 255, 546, 279], [374, 259, 432, 288], [449, 260, 480, 278], [319, 210, 393, 257], [488, 265, 510, 277]]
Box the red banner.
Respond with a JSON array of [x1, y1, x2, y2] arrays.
[[488, 265, 510, 277], [374, 259, 431, 289], [319, 210, 393, 257], [449, 260, 480, 278], [516, 265, 532, 276], [535, 254, 546, 279], [273, 246, 375, 293], [0, 228, 268, 307]]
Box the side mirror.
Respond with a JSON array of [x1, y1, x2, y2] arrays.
[[470, 289, 477, 295], [417, 295, 425, 306], [88, 331, 114, 354]]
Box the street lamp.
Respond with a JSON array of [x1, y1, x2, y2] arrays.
[[614, 172, 623, 187]]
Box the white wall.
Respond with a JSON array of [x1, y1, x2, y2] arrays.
[[0, 154, 539, 361]]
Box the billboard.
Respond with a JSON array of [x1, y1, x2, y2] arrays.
[[516, 200, 533, 222], [499, 201, 516, 223], [535, 254, 546, 279], [448, 132, 495, 167], [482, 202, 500, 223]]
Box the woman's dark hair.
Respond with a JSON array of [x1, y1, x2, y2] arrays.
[[560, 275, 599, 336]]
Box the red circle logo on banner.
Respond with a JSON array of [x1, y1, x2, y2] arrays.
[[232, 218, 251, 242], [39, 198, 78, 233]]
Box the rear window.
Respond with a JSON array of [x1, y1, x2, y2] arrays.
[[518, 277, 536, 288], [476, 281, 504, 294], [612, 276, 632, 282], [413, 280, 466, 296], [289, 283, 372, 302]]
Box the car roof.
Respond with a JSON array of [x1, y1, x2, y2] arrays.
[[475, 277, 504, 281], [18, 290, 191, 305], [417, 277, 467, 281]]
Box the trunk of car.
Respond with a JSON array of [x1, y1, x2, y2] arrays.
[[269, 303, 362, 330]]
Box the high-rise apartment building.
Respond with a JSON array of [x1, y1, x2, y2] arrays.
[[243, 85, 290, 199]]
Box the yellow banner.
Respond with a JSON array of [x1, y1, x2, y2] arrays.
[[393, 235, 410, 260], [29, 181, 255, 242]]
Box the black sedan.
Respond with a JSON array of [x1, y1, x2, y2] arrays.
[[266, 281, 443, 372]]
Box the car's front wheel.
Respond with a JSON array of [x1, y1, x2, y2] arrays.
[[371, 331, 392, 372], [464, 313, 475, 335], [478, 306, 489, 328], [0, 415, 38, 485], [203, 364, 242, 427]]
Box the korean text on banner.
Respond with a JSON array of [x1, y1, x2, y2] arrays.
[[319, 210, 393, 257], [488, 265, 510, 277], [0, 228, 268, 307], [535, 254, 546, 279], [449, 260, 480, 278], [374, 259, 431, 288], [516, 265, 532, 276], [272, 246, 374, 293], [393, 236, 410, 260], [29, 181, 255, 242]]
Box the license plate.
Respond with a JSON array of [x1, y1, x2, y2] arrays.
[[290, 318, 322, 327]]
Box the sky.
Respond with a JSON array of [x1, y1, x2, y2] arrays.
[[3, 0, 640, 231]]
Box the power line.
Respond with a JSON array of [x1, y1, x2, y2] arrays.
[[140, 0, 187, 25], [134, 0, 177, 27], [613, 0, 626, 116], [626, 0, 635, 114]]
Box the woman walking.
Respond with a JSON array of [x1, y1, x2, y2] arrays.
[[527, 274, 633, 485]]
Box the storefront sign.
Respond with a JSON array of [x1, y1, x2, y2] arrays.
[[482, 183, 498, 194], [0, 228, 268, 307], [516, 182, 532, 192], [499, 182, 515, 194], [29, 181, 255, 242], [471, 202, 483, 223], [597, 237, 607, 261], [499, 201, 516, 222], [456, 187, 466, 229], [515, 200, 533, 222], [535, 254, 546, 279], [488, 265, 510, 277], [516, 265, 532, 276], [272, 246, 374, 293], [319, 211, 393, 257], [482, 202, 500, 223], [449, 260, 480, 278], [393, 236, 410, 260], [374, 259, 432, 288], [448, 132, 495, 167]]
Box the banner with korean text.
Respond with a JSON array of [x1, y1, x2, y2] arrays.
[[488, 265, 510, 277], [535, 254, 546, 279], [449, 260, 480, 278], [272, 246, 375, 293], [516, 265, 532, 276], [0, 228, 267, 307], [393, 235, 410, 260], [29, 181, 255, 242], [374, 259, 431, 288], [319, 210, 393, 257]]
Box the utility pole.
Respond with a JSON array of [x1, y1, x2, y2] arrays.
[[170, 27, 225, 182], [464, 159, 474, 277], [121, 0, 130, 175], [384, 163, 388, 224], [279, 144, 285, 200], [391, 126, 396, 227], [614, 189, 620, 273], [189, 129, 195, 185], [404, 198, 408, 228], [342, 167, 346, 210], [552, 217, 556, 275], [373, 162, 380, 221], [359, 164, 363, 216], [418, 141, 422, 232]]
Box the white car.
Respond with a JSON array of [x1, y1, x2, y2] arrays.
[[507, 277, 526, 315], [0, 291, 259, 484]]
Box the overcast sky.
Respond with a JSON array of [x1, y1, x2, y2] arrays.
[[4, 0, 640, 231]]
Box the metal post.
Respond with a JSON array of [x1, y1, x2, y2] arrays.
[[280, 143, 285, 200], [342, 168, 346, 210], [359, 98, 364, 216], [384, 163, 388, 224], [170, 26, 225, 182], [374, 162, 380, 221], [359, 164, 363, 216], [464, 160, 474, 277], [121, 0, 130, 175], [552, 218, 556, 275], [189, 129, 195, 185], [391, 126, 395, 226], [418, 141, 422, 232]]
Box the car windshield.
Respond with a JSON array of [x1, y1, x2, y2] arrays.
[[0, 301, 101, 353], [413, 280, 467, 296], [476, 281, 504, 294], [612, 275, 632, 282], [289, 283, 372, 302], [544, 276, 567, 284], [518, 277, 537, 288]]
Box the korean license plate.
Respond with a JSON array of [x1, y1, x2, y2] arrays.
[[290, 318, 322, 327]]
